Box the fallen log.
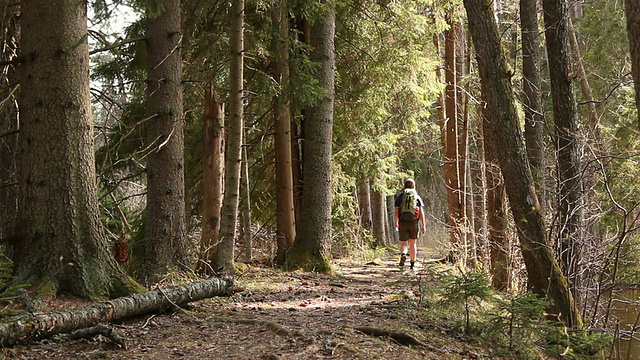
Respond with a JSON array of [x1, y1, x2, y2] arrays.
[[0, 276, 235, 346]]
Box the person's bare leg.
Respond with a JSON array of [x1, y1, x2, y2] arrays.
[[399, 240, 409, 266], [400, 241, 408, 255], [408, 239, 417, 268], [408, 239, 417, 261]]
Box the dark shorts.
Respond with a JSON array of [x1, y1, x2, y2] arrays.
[[398, 220, 419, 241]]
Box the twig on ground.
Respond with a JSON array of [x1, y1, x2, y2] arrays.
[[67, 324, 127, 349]]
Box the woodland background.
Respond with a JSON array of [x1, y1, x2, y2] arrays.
[[1, 0, 640, 357]]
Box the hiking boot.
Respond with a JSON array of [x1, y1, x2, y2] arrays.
[[399, 253, 407, 267], [409, 261, 415, 270]]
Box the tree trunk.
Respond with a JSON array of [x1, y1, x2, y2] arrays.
[[567, 18, 600, 140], [16, 0, 140, 298], [198, 87, 225, 274], [142, 0, 187, 280], [624, 0, 640, 129], [240, 142, 253, 261], [386, 195, 397, 244], [442, 14, 466, 262], [216, 0, 245, 273], [0, 277, 234, 347], [463, 0, 582, 328], [485, 137, 510, 292], [357, 177, 372, 231], [371, 187, 386, 248], [520, 0, 546, 206], [272, 0, 296, 265], [542, 0, 584, 294], [291, 12, 309, 230], [0, 0, 18, 244], [287, 2, 335, 272]]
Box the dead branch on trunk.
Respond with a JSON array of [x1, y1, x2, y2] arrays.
[[0, 276, 234, 346]]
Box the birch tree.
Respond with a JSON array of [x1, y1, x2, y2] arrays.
[[216, 0, 245, 272]]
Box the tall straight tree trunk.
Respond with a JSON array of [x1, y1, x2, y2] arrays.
[[142, 0, 187, 281], [240, 143, 253, 261], [16, 0, 139, 298], [567, 18, 601, 142], [542, 0, 584, 293], [624, 0, 640, 129], [371, 187, 386, 248], [483, 115, 510, 291], [198, 87, 225, 274], [287, 1, 335, 272], [463, 0, 582, 328], [216, 0, 245, 273], [272, 0, 296, 265], [520, 0, 546, 206], [291, 13, 310, 229], [356, 177, 372, 231], [0, 1, 18, 244], [442, 15, 466, 262], [386, 195, 397, 244]]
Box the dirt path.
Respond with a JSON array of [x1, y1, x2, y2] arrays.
[[10, 255, 501, 359]]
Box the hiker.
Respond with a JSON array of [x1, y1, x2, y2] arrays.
[[394, 178, 426, 269]]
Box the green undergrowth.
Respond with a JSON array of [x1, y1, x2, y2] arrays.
[[411, 266, 612, 360]]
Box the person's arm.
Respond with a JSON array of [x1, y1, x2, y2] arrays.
[[419, 205, 426, 233]]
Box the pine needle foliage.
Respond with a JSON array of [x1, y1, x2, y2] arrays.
[[485, 292, 550, 356], [437, 270, 492, 334]]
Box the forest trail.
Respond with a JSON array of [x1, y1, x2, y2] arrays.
[[11, 252, 506, 360]]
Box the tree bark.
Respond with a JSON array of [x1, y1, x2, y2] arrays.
[[542, 0, 584, 294], [357, 177, 373, 231], [463, 0, 582, 328], [0, 277, 235, 347], [520, 0, 546, 206], [624, 0, 640, 129], [142, 0, 187, 280], [0, 0, 18, 244], [485, 148, 510, 291], [291, 12, 310, 230], [567, 18, 600, 140], [371, 187, 386, 248], [287, 1, 335, 272], [198, 87, 225, 274], [272, 0, 296, 265], [240, 142, 253, 261], [386, 195, 397, 244], [442, 14, 467, 262], [16, 0, 140, 299], [216, 0, 245, 273]]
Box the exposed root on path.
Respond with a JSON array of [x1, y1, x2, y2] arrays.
[[354, 325, 427, 347]]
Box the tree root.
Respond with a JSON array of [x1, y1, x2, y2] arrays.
[[213, 315, 308, 340], [354, 326, 427, 348]]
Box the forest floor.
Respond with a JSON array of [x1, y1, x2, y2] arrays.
[[7, 251, 528, 360]]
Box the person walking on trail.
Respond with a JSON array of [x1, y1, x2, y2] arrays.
[[394, 178, 426, 270]]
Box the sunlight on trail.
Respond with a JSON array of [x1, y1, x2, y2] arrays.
[[231, 254, 429, 313]]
